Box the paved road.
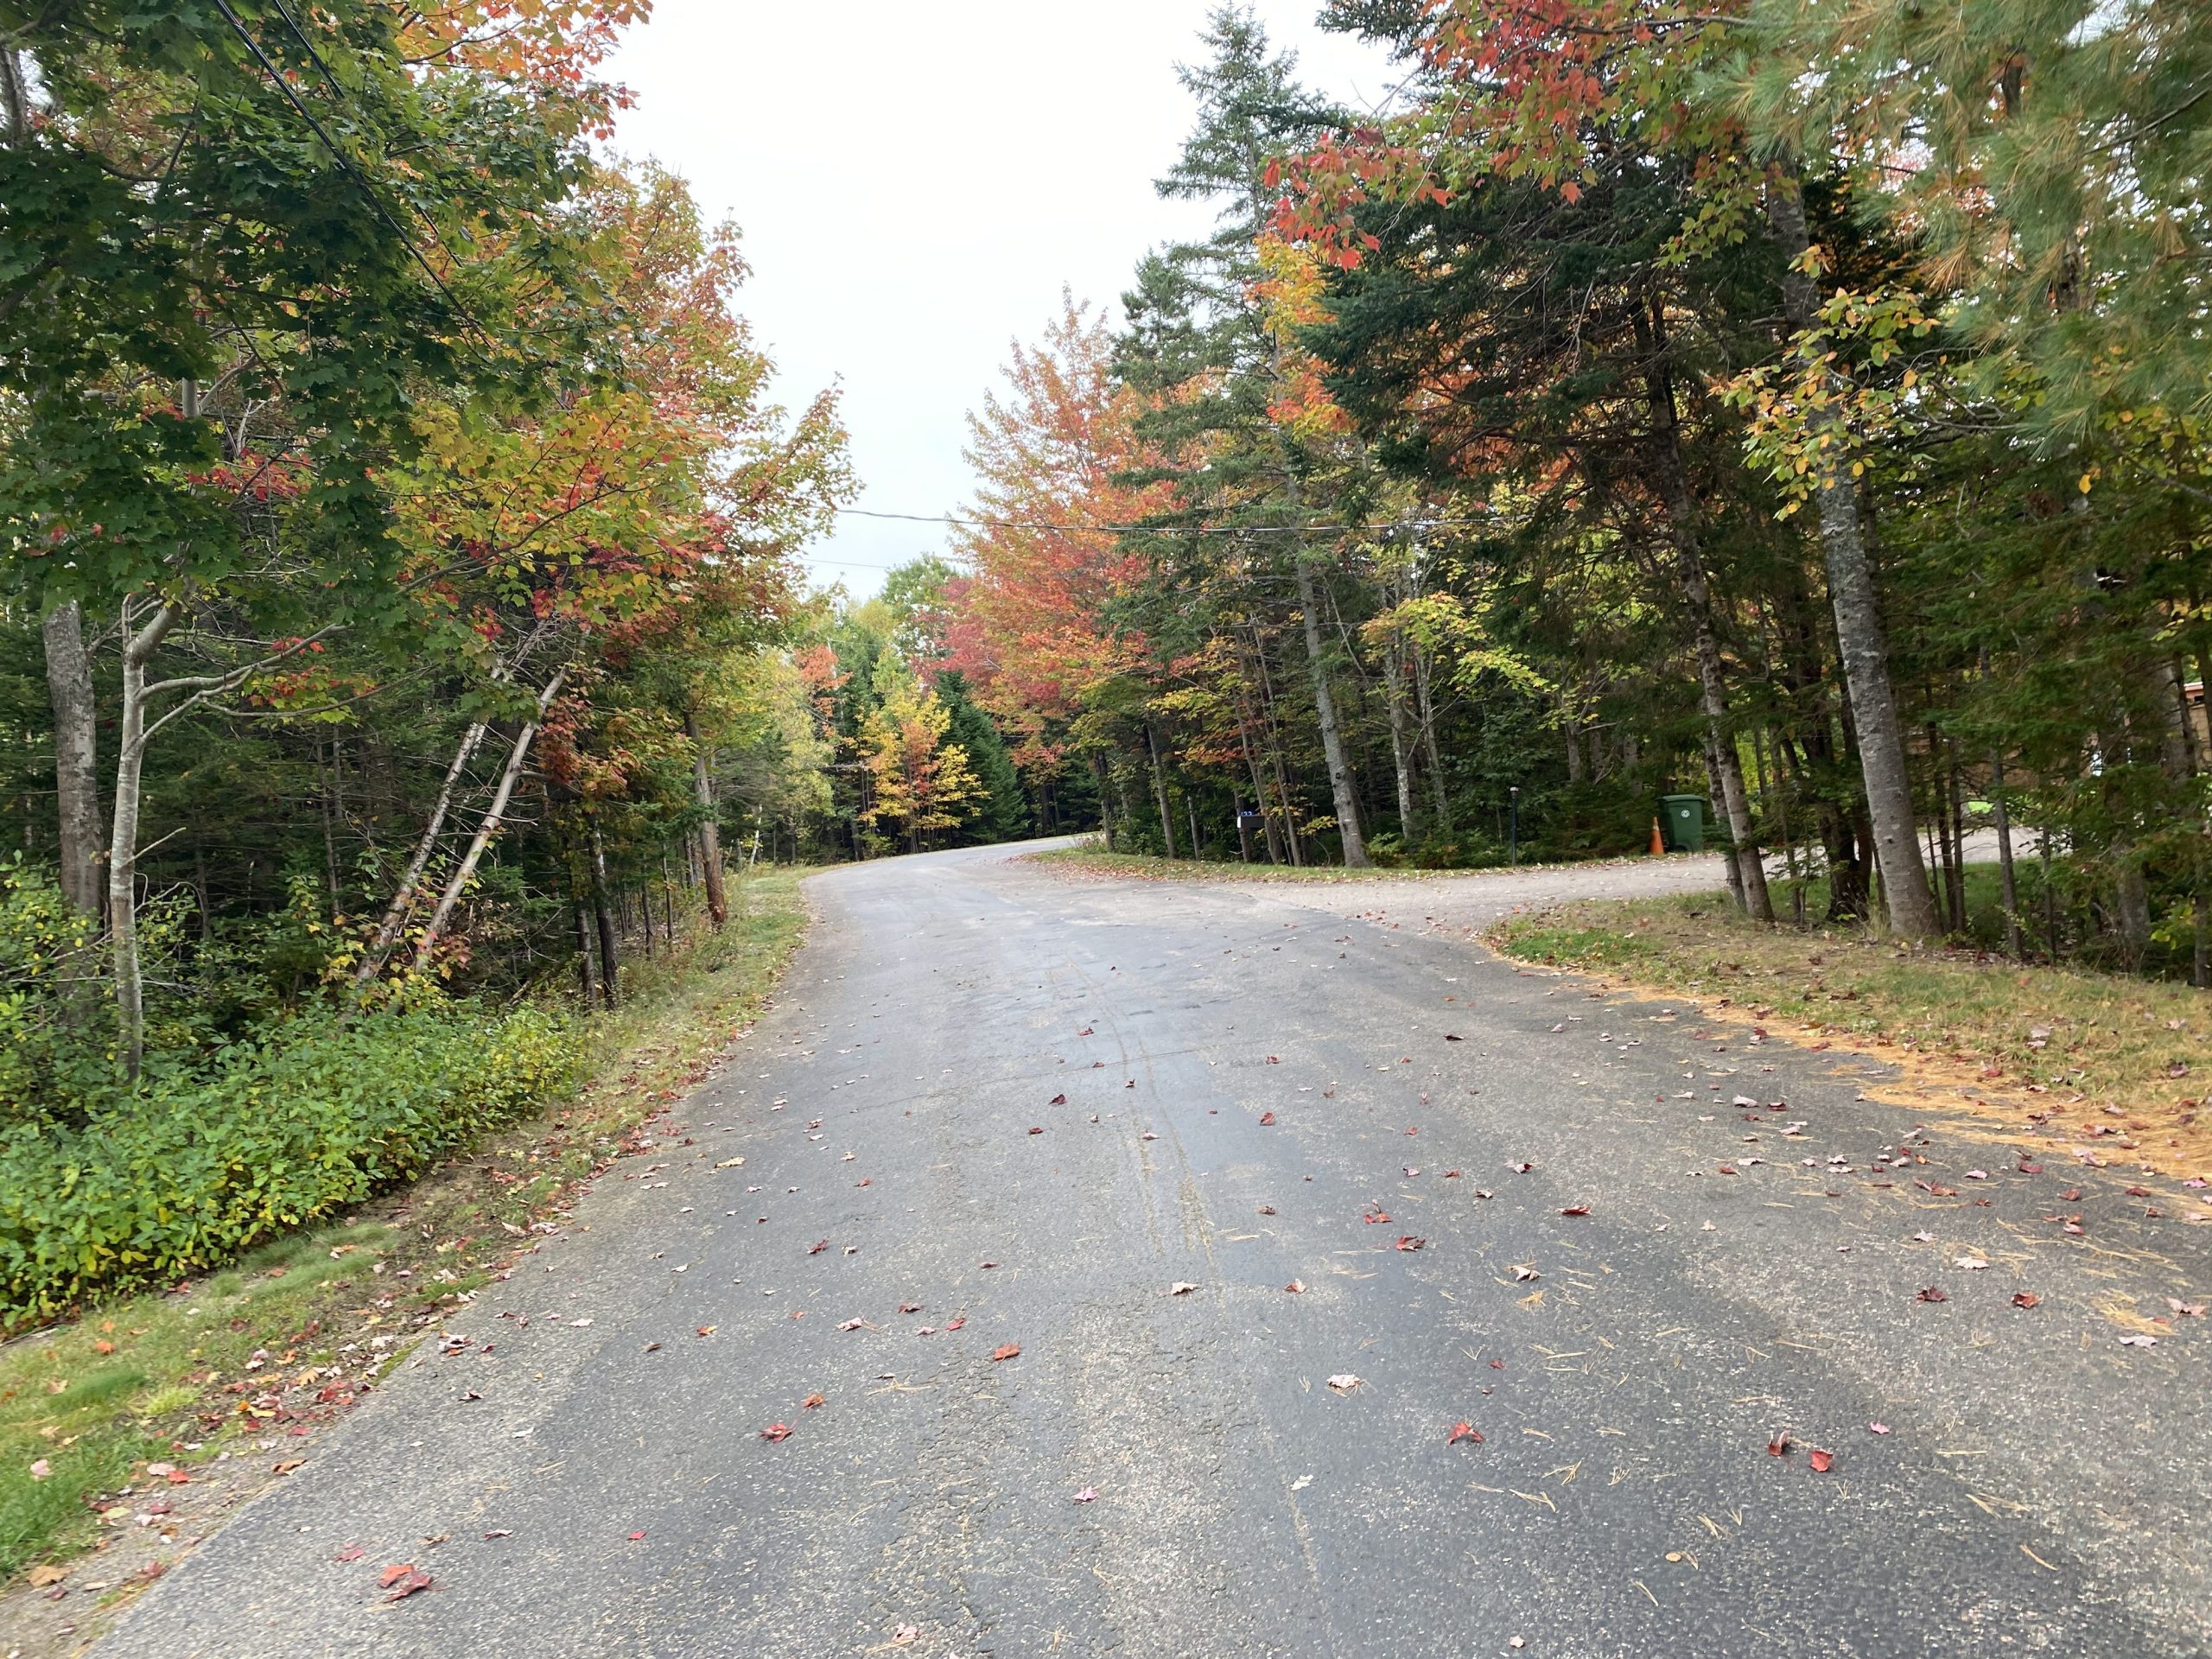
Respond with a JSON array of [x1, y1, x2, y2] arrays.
[[102, 842, 2212, 1657]]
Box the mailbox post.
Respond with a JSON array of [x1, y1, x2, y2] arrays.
[[1236, 808, 1262, 864]]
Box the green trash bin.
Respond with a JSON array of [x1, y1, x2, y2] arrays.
[[1659, 793, 1707, 853]]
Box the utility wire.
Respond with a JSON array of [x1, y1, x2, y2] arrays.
[[209, 0, 491, 346], [842, 507, 1474, 537]]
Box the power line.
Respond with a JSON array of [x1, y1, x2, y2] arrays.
[[841, 507, 1474, 537], [209, 0, 490, 346]]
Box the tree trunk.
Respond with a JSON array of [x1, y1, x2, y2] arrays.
[[410, 669, 566, 973], [588, 814, 620, 1007], [1992, 753, 2023, 959], [1382, 640, 1417, 837], [1414, 641, 1451, 831], [1767, 168, 1939, 938], [1185, 791, 1203, 863], [1090, 751, 1116, 852], [1145, 721, 1178, 859], [687, 709, 728, 927], [43, 601, 104, 923], [1294, 557, 1369, 867], [574, 887, 601, 1008], [354, 720, 488, 984], [109, 601, 180, 1082], [1647, 404, 1773, 920]]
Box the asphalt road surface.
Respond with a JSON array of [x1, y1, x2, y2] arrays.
[[101, 842, 2212, 1657]]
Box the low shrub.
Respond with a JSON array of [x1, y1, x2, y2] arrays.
[[0, 1000, 579, 1321]]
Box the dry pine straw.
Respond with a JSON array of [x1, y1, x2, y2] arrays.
[[1490, 896, 2212, 1188]]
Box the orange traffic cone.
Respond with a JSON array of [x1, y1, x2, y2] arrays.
[[1649, 817, 1666, 856]]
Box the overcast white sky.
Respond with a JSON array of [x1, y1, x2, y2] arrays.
[[603, 3, 1400, 596]]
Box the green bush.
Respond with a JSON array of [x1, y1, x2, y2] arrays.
[[0, 1001, 578, 1320]]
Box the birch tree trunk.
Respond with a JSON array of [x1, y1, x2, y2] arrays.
[[1294, 556, 1369, 867], [1382, 639, 1417, 837], [354, 720, 490, 983], [109, 601, 180, 1082], [1414, 642, 1451, 831], [687, 709, 728, 927], [42, 600, 103, 922], [1767, 168, 1939, 938], [410, 669, 566, 973]]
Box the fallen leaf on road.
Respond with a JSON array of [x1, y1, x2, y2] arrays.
[[1027, 1127, 1043, 1135], [2169, 1299, 2207, 1318], [378, 1563, 417, 1588], [1325, 1374, 1363, 1392], [807, 1240, 828, 1255], [1560, 1205, 1591, 1217], [1072, 1486, 1097, 1503], [2012, 1292, 2041, 1309], [893, 1626, 919, 1646], [760, 1422, 793, 1441], [1259, 1111, 1276, 1126], [273, 1458, 306, 1476], [991, 1343, 1021, 1362], [899, 1302, 923, 1313], [383, 1567, 432, 1601], [1808, 1448, 1835, 1473], [946, 1316, 965, 1331], [334, 1546, 364, 1563], [803, 1393, 825, 1410], [1363, 1209, 1392, 1224], [716, 1157, 745, 1168], [1955, 1255, 1989, 1271], [481, 1530, 512, 1540], [1258, 1205, 1276, 1216], [1509, 1161, 1534, 1173], [1513, 1265, 1540, 1281], [1394, 1236, 1427, 1252], [1266, 1055, 1281, 1065], [627, 1530, 646, 1541], [1868, 1422, 1891, 1435], [1766, 1433, 1790, 1457], [1049, 1094, 1066, 1105], [2120, 1333, 2158, 1348], [1284, 1280, 1306, 1294], [1166, 1281, 1198, 1296], [980, 1259, 999, 1268], [1916, 1287, 1948, 1303], [1447, 1422, 1483, 1446]]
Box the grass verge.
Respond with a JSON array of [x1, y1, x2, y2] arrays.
[[1491, 883, 2212, 1179], [0, 871, 804, 1593]]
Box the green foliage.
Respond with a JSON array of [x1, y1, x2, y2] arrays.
[[0, 1000, 577, 1320]]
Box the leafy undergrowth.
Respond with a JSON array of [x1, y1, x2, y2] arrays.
[[1027, 847, 1632, 884], [1491, 887, 2212, 1179], [0, 873, 804, 1594]]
